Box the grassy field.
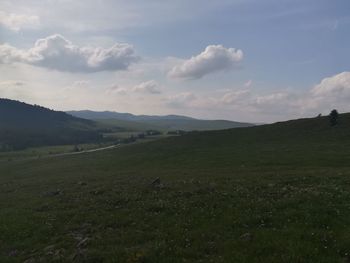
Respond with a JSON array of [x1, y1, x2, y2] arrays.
[[1, 114, 350, 262], [95, 118, 253, 133], [96, 119, 165, 133], [0, 143, 116, 162]]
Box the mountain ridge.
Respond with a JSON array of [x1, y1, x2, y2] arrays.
[[67, 110, 254, 131], [0, 98, 102, 150], [67, 110, 198, 121]]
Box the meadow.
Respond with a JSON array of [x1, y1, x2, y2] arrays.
[[1, 114, 350, 262]]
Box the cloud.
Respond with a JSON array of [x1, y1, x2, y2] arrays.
[[0, 80, 25, 87], [306, 71, 350, 112], [215, 71, 350, 120], [252, 72, 350, 115], [0, 1, 240, 34], [72, 80, 90, 88], [221, 89, 251, 104], [106, 84, 127, 95], [311, 72, 350, 98], [244, 80, 253, 88], [0, 11, 40, 31], [252, 92, 302, 115], [169, 45, 243, 79], [0, 34, 140, 73], [0, 80, 28, 100], [166, 92, 197, 107], [104, 80, 161, 96], [133, 80, 161, 94]]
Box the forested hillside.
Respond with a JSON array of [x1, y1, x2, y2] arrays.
[[0, 99, 102, 150]]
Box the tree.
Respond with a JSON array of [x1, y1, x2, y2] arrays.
[[329, 109, 339, 126]]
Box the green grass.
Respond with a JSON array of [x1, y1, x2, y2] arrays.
[[1, 114, 350, 262], [95, 118, 253, 132], [138, 118, 253, 131], [96, 119, 164, 132], [0, 142, 116, 162]]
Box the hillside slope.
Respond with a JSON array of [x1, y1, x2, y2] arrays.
[[67, 110, 195, 121], [0, 99, 102, 150], [1, 113, 350, 262], [68, 110, 253, 131]]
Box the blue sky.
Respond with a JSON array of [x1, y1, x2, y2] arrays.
[[1, 0, 350, 122]]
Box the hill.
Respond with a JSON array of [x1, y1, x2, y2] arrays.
[[1, 113, 350, 262], [0, 99, 102, 150], [67, 110, 195, 122], [68, 110, 253, 131]]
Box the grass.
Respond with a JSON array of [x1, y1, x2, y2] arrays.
[[96, 119, 165, 132], [1, 114, 350, 262], [95, 118, 253, 132], [0, 142, 116, 162]]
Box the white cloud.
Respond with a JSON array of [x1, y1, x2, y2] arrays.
[[218, 89, 295, 115], [213, 71, 350, 120], [244, 80, 253, 88], [221, 89, 251, 104], [0, 80, 25, 87], [0, 34, 140, 73], [133, 80, 161, 94], [72, 80, 90, 88], [166, 92, 197, 107], [0, 44, 28, 64], [306, 71, 350, 113], [106, 84, 127, 95], [0, 11, 40, 31], [0, 80, 29, 100], [104, 80, 161, 96], [252, 92, 302, 115], [311, 71, 350, 98], [169, 45, 243, 79], [254, 92, 292, 107], [0, 1, 238, 34]]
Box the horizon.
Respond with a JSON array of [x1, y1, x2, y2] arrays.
[[1, 0, 350, 123], [3, 96, 340, 124], [2, 2, 350, 260]]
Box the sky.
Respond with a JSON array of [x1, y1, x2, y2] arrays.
[[1, 0, 350, 123]]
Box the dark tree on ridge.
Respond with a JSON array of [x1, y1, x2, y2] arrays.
[[329, 109, 339, 126]]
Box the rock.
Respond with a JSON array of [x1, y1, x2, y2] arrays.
[[8, 249, 18, 257], [77, 181, 87, 186], [43, 189, 63, 197], [151, 177, 161, 186], [90, 190, 104, 195], [35, 204, 50, 212], [150, 177, 165, 189], [70, 249, 87, 262], [77, 238, 89, 248], [240, 232, 253, 242], [44, 245, 56, 252], [23, 258, 36, 263]]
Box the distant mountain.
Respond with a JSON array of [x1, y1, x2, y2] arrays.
[[67, 110, 195, 122], [67, 110, 253, 131], [0, 99, 102, 150]]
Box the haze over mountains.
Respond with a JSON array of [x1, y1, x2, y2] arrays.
[[68, 110, 254, 131], [0, 99, 101, 150], [0, 98, 253, 150], [0, 99, 93, 129], [67, 110, 195, 121]]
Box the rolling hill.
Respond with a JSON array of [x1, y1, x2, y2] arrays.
[[1, 112, 350, 262], [67, 110, 195, 122], [0, 99, 253, 151], [67, 110, 254, 131], [0, 99, 102, 150]]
